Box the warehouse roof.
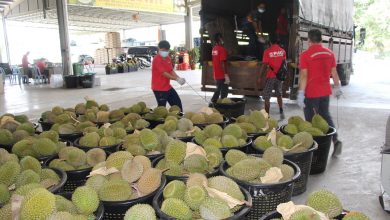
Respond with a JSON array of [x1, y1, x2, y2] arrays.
[[2, 0, 200, 32]]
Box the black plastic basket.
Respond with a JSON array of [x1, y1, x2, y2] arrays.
[[38, 118, 54, 131], [73, 137, 119, 153], [219, 157, 301, 219], [151, 155, 220, 182], [250, 142, 318, 196], [280, 125, 336, 175], [59, 132, 83, 143], [192, 137, 253, 156], [212, 98, 247, 119], [144, 118, 165, 129], [175, 136, 195, 142], [56, 192, 104, 220], [47, 168, 68, 193], [194, 116, 230, 128], [101, 175, 166, 220], [45, 156, 92, 192], [153, 184, 252, 220], [0, 143, 12, 153], [116, 145, 163, 161], [37, 153, 59, 164], [311, 127, 336, 174], [260, 210, 348, 220]]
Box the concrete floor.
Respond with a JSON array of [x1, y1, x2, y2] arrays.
[[1, 52, 389, 219]]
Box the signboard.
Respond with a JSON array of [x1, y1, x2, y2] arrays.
[[68, 0, 186, 14]]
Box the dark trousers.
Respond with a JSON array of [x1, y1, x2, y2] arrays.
[[304, 96, 338, 141], [153, 88, 183, 111], [242, 24, 263, 60], [211, 79, 228, 102]]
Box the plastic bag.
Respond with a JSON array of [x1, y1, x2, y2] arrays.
[[50, 74, 64, 88]]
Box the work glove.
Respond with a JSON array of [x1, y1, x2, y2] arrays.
[[297, 90, 305, 108], [176, 77, 186, 86], [224, 74, 230, 85], [333, 86, 343, 99], [258, 36, 266, 43]]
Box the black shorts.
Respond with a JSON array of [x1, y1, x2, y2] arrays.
[[263, 77, 282, 99]]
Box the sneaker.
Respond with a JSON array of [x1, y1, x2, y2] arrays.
[[332, 140, 343, 157]]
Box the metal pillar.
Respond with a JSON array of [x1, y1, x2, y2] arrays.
[[56, 0, 72, 76], [185, 6, 193, 49], [2, 14, 10, 64]]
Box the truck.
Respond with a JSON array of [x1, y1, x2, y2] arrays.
[[200, 0, 355, 99]]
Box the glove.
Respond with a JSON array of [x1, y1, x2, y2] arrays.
[[297, 90, 305, 108], [224, 74, 230, 85], [176, 77, 186, 86], [333, 86, 343, 99], [258, 37, 265, 43]]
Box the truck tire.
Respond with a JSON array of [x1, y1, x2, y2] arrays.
[[337, 64, 350, 86]]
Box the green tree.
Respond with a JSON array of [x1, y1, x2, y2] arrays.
[[354, 0, 390, 57]]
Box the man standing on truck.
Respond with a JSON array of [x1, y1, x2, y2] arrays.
[[211, 33, 230, 103], [297, 29, 343, 157], [260, 35, 286, 116], [152, 40, 186, 111], [242, 2, 267, 59]]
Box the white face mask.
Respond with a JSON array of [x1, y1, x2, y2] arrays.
[[159, 51, 169, 58], [258, 9, 265, 13]]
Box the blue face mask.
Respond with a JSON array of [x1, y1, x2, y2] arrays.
[[159, 51, 169, 58]]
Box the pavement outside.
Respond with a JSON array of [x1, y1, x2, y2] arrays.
[[1, 51, 389, 219]]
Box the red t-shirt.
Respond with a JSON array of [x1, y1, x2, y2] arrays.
[[276, 15, 288, 35], [151, 54, 173, 91], [299, 44, 336, 98], [212, 45, 227, 80], [36, 61, 46, 73], [262, 44, 286, 78], [22, 55, 29, 68]]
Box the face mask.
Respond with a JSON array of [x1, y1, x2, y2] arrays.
[[159, 51, 169, 58], [258, 9, 265, 13], [220, 40, 224, 45]]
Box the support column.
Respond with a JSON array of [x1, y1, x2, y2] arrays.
[[56, 0, 72, 76], [2, 15, 10, 64], [184, 6, 193, 49]]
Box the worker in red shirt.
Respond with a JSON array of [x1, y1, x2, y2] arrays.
[[152, 40, 186, 111], [260, 35, 286, 115], [276, 7, 289, 50], [22, 51, 31, 83], [211, 33, 230, 103], [298, 29, 343, 157]]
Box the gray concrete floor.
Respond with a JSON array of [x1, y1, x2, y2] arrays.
[[1, 52, 389, 219]]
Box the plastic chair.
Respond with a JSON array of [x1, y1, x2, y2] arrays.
[[32, 66, 47, 85]]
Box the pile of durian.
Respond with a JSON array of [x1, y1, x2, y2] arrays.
[[0, 184, 101, 220], [272, 189, 370, 220], [0, 149, 62, 205], [234, 110, 278, 134], [12, 131, 66, 158], [0, 114, 36, 146], [224, 147, 296, 184], [155, 116, 201, 139], [195, 124, 249, 149], [143, 106, 181, 121], [158, 173, 250, 220], [154, 140, 223, 176], [283, 114, 330, 136], [86, 152, 163, 202], [183, 107, 225, 125], [253, 129, 314, 153], [77, 126, 126, 148], [121, 128, 172, 156], [48, 146, 107, 171], [110, 113, 150, 132]]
